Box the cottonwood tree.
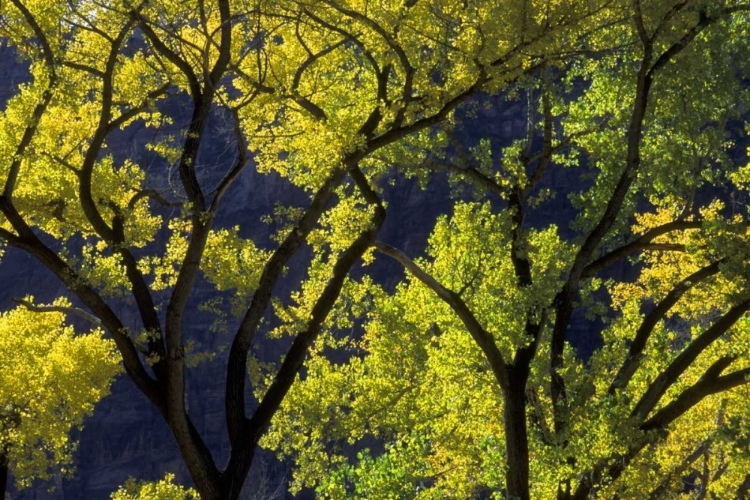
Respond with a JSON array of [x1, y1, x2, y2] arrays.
[[0, 300, 120, 498], [0, 0, 614, 498], [110, 473, 200, 500], [262, 2, 750, 499]]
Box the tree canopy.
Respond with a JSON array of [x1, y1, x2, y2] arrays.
[[0, 0, 749, 499], [0, 299, 120, 497], [110, 473, 200, 500]]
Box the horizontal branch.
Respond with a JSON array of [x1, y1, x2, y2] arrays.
[[582, 220, 700, 278], [12, 297, 102, 327]]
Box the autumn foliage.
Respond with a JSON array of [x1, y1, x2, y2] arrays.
[[0, 1, 749, 499]]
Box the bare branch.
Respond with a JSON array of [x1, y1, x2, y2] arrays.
[[209, 108, 249, 213]]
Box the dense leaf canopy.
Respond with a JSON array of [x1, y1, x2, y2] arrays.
[[0, 0, 748, 499], [0, 300, 120, 488]]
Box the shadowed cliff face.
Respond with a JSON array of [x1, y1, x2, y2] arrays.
[[0, 44, 611, 498]]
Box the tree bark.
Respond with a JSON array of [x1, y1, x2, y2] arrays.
[[0, 453, 8, 500], [504, 368, 530, 500]]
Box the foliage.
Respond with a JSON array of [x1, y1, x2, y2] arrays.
[[110, 473, 199, 500], [0, 0, 749, 499], [0, 299, 120, 488], [260, 2, 750, 499]]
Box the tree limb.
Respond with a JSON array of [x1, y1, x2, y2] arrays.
[[11, 297, 103, 327], [373, 241, 510, 392], [608, 259, 724, 395]]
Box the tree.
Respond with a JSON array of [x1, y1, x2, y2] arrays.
[[110, 473, 200, 500], [259, 2, 750, 499], [0, 299, 120, 498], [0, 0, 614, 498], [1, 0, 748, 499]]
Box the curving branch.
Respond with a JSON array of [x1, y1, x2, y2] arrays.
[[106, 82, 171, 132], [547, 0, 731, 438], [608, 258, 724, 395], [647, 439, 710, 500], [221, 164, 388, 499], [0, 199, 162, 409], [4, 0, 58, 200], [208, 108, 249, 213], [582, 220, 701, 279], [299, 8, 389, 134], [320, 0, 414, 102], [421, 159, 505, 197], [12, 297, 102, 327], [373, 241, 510, 392], [642, 358, 749, 432], [290, 39, 347, 121], [646, 6, 750, 81], [225, 167, 349, 445], [134, 11, 202, 99], [632, 298, 750, 420]]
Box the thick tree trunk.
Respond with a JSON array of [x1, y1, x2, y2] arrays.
[[0, 453, 8, 500], [504, 370, 530, 500]]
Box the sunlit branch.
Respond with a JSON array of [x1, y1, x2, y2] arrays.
[[373, 241, 510, 391], [226, 165, 388, 496], [608, 259, 724, 395], [320, 0, 414, 102], [290, 39, 347, 121], [647, 439, 709, 500], [550, 2, 709, 434], [4, 0, 58, 200], [225, 168, 349, 444], [134, 12, 202, 99], [633, 298, 750, 420], [12, 296, 102, 327], [0, 203, 162, 408], [642, 359, 749, 431], [106, 82, 171, 132]]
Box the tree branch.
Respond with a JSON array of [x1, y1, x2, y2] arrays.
[[4, 0, 58, 200], [582, 220, 701, 278], [222, 165, 388, 498], [225, 167, 348, 444], [633, 299, 750, 420], [11, 297, 102, 327], [608, 259, 724, 395], [373, 241, 510, 392]]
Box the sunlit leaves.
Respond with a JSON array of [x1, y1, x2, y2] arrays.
[[110, 473, 199, 500], [0, 299, 121, 488]]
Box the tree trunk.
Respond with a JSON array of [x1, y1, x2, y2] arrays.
[[0, 453, 8, 500], [504, 370, 530, 500]]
